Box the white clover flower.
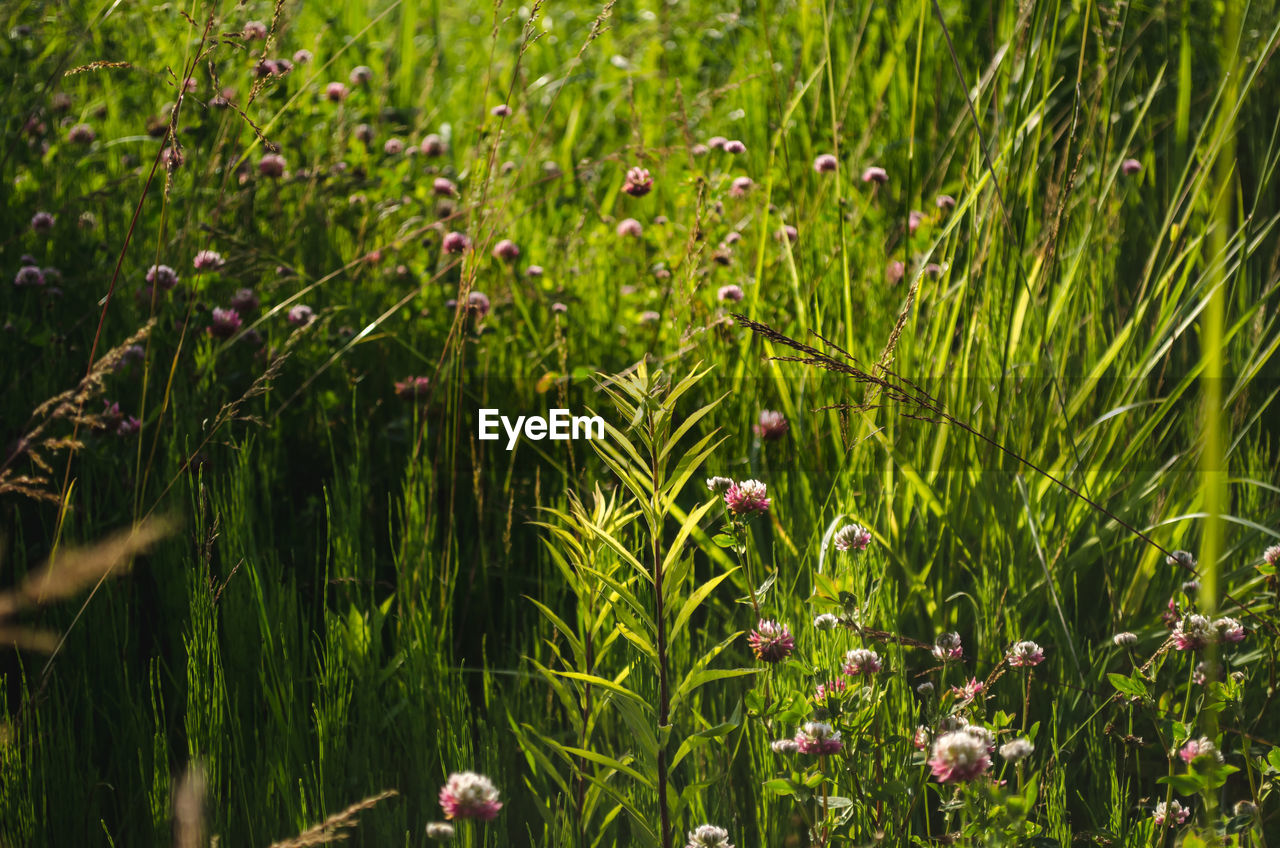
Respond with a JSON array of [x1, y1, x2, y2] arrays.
[[771, 738, 799, 754], [812, 613, 839, 631], [928, 729, 992, 783], [685, 824, 734, 848], [833, 523, 872, 553], [999, 738, 1034, 761], [425, 821, 456, 839], [1006, 640, 1045, 667], [1112, 631, 1138, 648]]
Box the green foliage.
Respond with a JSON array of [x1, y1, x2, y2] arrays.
[[0, 0, 1279, 843]]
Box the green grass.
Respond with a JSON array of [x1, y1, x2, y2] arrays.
[[1, 0, 1280, 844]]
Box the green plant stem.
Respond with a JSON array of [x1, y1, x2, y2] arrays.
[[649, 424, 672, 848]]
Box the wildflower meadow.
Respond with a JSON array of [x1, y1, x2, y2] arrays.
[[2, 0, 1280, 845]]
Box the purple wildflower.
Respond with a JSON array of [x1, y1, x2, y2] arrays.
[[615, 218, 643, 238], [932, 632, 963, 662], [861, 166, 888, 184], [842, 648, 882, 677], [14, 266, 44, 287], [193, 250, 224, 271], [724, 479, 769, 516], [747, 619, 795, 663], [146, 264, 180, 291], [287, 304, 314, 327], [833, 524, 871, 553], [208, 307, 243, 339], [442, 231, 471, 254], [492, 239, 520, 262], [795, 721, 843, 755], [438, 772, 502, 821], [622, 167, 653, 197], [258, 154, 286, 178], [928, 729, 991, 783], [1006, 641, 1045, 668]]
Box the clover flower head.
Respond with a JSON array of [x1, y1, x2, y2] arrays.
[[771, 738, 799, 754], [886, 260, 905, 285], [14, 265, 44, 287], [193, 250, 225, 271], [913, 726, 931, 750], [841, 648, 882, 677], [421, 133, 446, 156], [795, 721, 842, 755], [813, 679, 847, 701], [395, 376, 432, 400], [492, 239, 520, 262], [813, 153, 838, 173], [438, 772, 502, 821], [833, 523, 872, 553], [1173, 613, 1215, 651], [1007, 640, 1045, 668], [950, 677, 984, 706], [623, 166, 653, 197], [754, 409, 788, 440], [442, 231, 471, 254], [932, 632, 963, 662], [1153, 799, 1190, 827], [928, 729, 992, 783], [1112, 631, 1138, 648], [1214, 617, 1245, 643], [259, 153, 286, 178], [1178, 736, 1223, 764], [685, 824, 734, 848], [616, 218, 643, 238], [861, 166, 888, 184], [748, 619, 794, 663], [1000, 738, 1034, 762], [812, 613, 839, 631], [208, 307, 242, 339], [462, 291, 490, 318], [705, 476, 734, 495], [68, 123, 95, 144], [724, 479, 770, 516], [424, 821, 454, 839], [287, 304, 314, 327]]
